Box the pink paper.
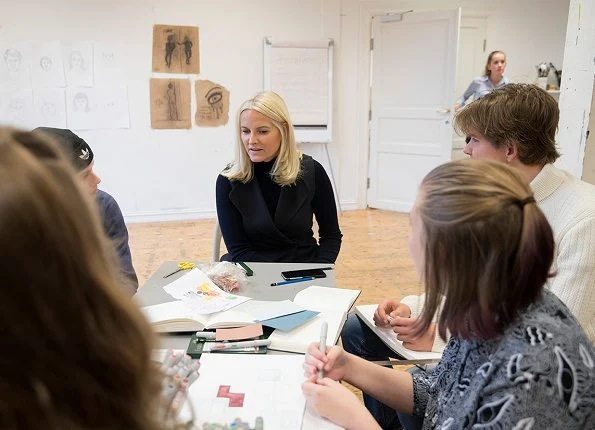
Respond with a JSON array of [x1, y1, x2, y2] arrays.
[[216, 324, 263, 341]]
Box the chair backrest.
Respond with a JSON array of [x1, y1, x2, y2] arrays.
[[212, 220, 222, 262]]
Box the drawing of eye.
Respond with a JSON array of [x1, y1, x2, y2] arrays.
[[206, 87, 223, 105]]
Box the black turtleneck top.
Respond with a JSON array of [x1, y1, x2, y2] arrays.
[[216, 155, 342, 263]]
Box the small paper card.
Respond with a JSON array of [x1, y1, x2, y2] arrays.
[[260, 310, 320, 331], [216, 324, 263, 341]]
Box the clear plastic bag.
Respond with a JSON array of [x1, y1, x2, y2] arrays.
[[203, 261, 247, 293]]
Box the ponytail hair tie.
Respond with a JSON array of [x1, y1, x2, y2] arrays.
[[515, 196, 535, 209]]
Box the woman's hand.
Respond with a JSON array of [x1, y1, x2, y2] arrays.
[[374, 299, 411, 327], [302, 376, 381, 430], [391, 317, 436, 352], [303, 343, 350, 381]]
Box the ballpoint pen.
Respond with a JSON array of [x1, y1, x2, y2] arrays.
[[318, 321, 328, 380], [209, 339, 271, 351], [270, 276, 315, 286]]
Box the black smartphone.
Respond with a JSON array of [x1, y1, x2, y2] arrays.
[[281, 268, 327, 280]]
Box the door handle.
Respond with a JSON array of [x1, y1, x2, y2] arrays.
[[436, 108, 451, 114]]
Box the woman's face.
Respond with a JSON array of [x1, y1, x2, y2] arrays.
[[488, 53, 506, 78], [240, 109, 282, 163], [408, 196, 425, 280]]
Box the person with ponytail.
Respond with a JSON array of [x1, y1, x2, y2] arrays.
[[302, 159, 594, 429], [216, 91, 342, 263]]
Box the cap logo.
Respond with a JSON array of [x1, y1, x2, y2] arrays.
[[79, 148, 90, 160]]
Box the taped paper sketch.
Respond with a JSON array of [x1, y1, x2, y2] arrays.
[[65, 86, 129, 130], [150, 78, 191, 129], [63, 42, 93, 87], [152, 25, 199, 74], [0, 90, 34, 129], [34, 88, 67, 128], [195, 79, 229, 127], [31, 41, 65, 87], [186, 354, 305, 430], [66, 87, 96, 129], [0, 43, 32, 88], [94, 42, 120, 84]]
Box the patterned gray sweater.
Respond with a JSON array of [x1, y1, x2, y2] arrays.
[[413, 290, 594, 429]]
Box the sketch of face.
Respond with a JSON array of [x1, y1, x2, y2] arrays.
[[73, 92, 89, 112], [69, 51, 84, 71], [40, 56, 53, 72], [206, 87, 223, 119], [101, 52, 114, 63], [4, 49, 22, 73], [42, 100, 57, 117], [8, 98, 26, 118]]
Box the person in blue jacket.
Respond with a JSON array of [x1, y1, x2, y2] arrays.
[[454, 50, 509, 111], [34, 127, 138, 295], [216, 91, 342, 263]]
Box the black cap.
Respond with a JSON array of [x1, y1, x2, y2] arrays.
[[33, 127, 94, 171]]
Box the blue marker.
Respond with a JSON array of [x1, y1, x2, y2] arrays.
[[270, 276, 315, 286]]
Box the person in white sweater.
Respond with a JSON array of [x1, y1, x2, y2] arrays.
[[340, 83, 594, 430]]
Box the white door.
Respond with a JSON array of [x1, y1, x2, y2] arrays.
[[367, 10, 460, 211], [452, 17, 487, 160]]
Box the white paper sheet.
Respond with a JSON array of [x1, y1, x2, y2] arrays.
[[34, 88, 66, 127], [163, 269, 250, 315], [0, 42, 32, 89], [66, 85, 129, 130], [186, 354, 305, 429], [63, 41, 94, 87], [0, 89, 35, 128], [31, 41, 65, 87]]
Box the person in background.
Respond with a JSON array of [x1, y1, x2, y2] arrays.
[[453, 50, 508, 111], [33, 127, 138, 295], [0, 128, 165, 429], [216, 91, 342, 263], [303, 159, 594, 429]]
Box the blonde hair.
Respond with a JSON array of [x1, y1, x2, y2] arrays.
[[0, 128, 164, 429], [222, 91, 301, 186], [415, 159, 554, 341]]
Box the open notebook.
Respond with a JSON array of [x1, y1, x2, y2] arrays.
[[354, 304, 442, 361], [268, 286, 361, 354], [141, 300, 255, 332]]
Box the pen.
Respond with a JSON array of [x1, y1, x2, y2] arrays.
[[318, 321, 328, 380], [194, 331, 216, 340], [270, 276, 315, 286], [236, 261, 253, 276], [209, 339, 271, 351]]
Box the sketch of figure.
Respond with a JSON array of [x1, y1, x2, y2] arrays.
[[166, 82, 178, 120], [73, 92, 90, 112], [164, 35, 176, 68], [178, 36, 193, 65], [41, 99, 57, 119], [1, 90, 34, 128], [64, 43, 93, 87], [69, 50, 85, 72], [39, 56, 53, 72], [4, 49, 22, 74]]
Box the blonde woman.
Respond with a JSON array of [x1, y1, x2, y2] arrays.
[[0, 128, 180, 429], [216, 91, 342, 263], [303, 160, 594, 429], [454, 50, 508, 111]]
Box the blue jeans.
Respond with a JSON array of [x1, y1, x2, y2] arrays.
[[341, 314, 424, 430]]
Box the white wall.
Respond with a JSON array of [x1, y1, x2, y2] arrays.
[[1, 0, 571, 220]]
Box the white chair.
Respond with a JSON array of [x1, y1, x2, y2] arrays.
[[212, 220, 223, 262]]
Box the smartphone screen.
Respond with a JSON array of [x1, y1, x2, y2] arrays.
[[281, 269, 327, 280]]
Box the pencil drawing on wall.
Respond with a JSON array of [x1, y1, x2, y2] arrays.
[[195, 79, 230, 127], [152, 25, 199, 74], [150, 78, 191, 129]]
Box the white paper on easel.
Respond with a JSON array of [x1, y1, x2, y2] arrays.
[[185, 354, 305, 429]]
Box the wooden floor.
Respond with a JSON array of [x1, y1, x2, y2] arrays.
[[128, 208, 423, 306]]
